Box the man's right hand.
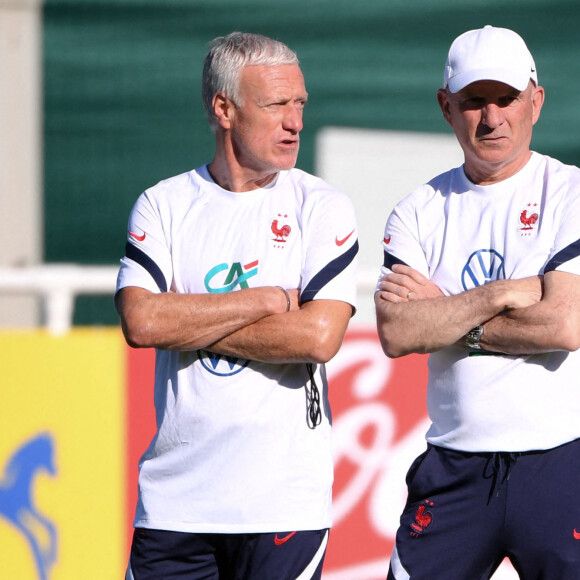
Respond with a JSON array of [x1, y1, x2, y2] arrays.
[[489, 276, 544, 311], [377, 264, 444, 303]]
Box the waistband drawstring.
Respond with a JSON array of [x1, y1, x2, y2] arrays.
[[483, 452, 520, 504]]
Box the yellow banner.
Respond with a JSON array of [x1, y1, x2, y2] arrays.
[[0, 329, 126, 580]]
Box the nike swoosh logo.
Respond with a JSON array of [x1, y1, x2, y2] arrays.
[[336, 229, 355, 246], [129, 231, 146, 242], [274, 531, 297, 546], [384, 235, 391, 245], [574, 529, 580, 540]]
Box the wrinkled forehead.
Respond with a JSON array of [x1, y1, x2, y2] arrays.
[[239, 64, 307, 97]]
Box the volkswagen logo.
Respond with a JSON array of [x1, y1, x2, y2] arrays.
[[462, 249, 505, 290], [198, 350, 250, 376]]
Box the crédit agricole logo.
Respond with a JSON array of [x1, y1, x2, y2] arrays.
[[200, 260, 260, 375], [204, 260, 259, 293]]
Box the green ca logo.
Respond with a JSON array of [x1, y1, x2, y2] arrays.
[[204, 260, 259, 293]]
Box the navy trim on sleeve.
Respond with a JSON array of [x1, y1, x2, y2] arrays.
[[383, 250, 410, 270], [125, 241, 168, 292], [301, 240, 359, 303], [544, 238, 580, 273]]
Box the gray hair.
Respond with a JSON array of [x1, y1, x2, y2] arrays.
[[202, 32, 299, 131]]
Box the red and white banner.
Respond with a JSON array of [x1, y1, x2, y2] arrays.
[[324, 327, 429, 579]]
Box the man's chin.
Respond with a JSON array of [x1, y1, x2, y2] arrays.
[[276, 156, 299, 171]]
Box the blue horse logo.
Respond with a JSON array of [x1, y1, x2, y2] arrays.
[[0, 433, 58, 580]]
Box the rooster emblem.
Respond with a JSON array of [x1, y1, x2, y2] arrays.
[[410, 499, 434, 537], [271, 218, 291, 243], [519, 209, 539, 230]]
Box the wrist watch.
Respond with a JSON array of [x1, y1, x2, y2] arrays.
[[465, 325, 484, 350]]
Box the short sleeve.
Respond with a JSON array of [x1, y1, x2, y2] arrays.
[[376, 190, 431, 291], [116, 191, 173, 294], [299, 187, 358, 309]]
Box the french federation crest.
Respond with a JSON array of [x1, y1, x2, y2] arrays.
[[518, 203, 539, 237], [271, 214, 292, 249]]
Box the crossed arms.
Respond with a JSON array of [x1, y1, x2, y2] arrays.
[[116, 285, 353, 364], [375, 264, 580, 358]]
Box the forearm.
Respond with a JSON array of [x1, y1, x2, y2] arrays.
[[375, 288, 499, 357], [208, 300, 353, 364], [476, 270, 580, 355], [375, 276, 543, 358], [481, 300, 580, 355], [116, 285, 292, 351]]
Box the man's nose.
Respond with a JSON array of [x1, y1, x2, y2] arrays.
[[481, 103, 504, 128], [283, 105, 303, 133]]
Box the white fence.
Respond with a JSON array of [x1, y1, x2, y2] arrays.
[[0, 265, 119, 335]]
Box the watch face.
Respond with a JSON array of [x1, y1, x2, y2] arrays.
[[466, 325, 483, 348], [468, 326, 482, 338]]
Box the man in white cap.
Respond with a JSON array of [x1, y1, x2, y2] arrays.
[[376, 25, 580, 579]]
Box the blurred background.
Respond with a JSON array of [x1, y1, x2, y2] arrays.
[[1, 0, 579, 578], [4, 0, 580, 328]]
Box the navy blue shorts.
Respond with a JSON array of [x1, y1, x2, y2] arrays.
[[126, 527, 328, 580], [388, 439, 580, 579]]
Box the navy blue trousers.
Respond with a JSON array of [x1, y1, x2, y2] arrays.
[[126, 528, 328, 580], [388, 439, 580, 579]]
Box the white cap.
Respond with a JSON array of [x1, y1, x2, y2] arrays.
[[443, 25, 538, 93]]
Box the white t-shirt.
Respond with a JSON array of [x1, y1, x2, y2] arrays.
[[380, 153, 580, 452], [117, 165, 358, 533]]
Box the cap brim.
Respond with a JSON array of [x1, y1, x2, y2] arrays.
[[447, 68, 533, 93]]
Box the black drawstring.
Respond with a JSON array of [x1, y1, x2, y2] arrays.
[[305, 363, 322, 429], [483, 452, 520, 504]]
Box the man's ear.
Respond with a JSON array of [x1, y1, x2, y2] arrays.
[[212, 92, 234, 129], [437, 88, 453, 127], [531, 84, 545, 126]]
